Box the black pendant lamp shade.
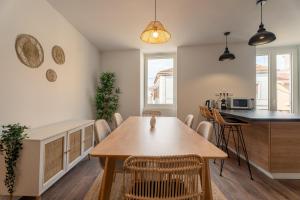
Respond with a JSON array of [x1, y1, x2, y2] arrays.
[[219, 32, 235, 61], [248, 0, 276, 46]]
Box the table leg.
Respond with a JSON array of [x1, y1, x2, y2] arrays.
[[203, 158, 213, 200], [98, 157, 115, 200]]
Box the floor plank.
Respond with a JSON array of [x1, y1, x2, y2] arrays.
[[21, 154, 300, 200], [211, 151, 300, 200], [21, 157, 100, 200]]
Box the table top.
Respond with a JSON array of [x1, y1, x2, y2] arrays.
[[90, 116, 227, 159], [220, 109, 300, 121]]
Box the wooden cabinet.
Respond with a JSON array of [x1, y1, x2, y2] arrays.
[[0, 120, 94, 199], [225, 119, 300, 179]]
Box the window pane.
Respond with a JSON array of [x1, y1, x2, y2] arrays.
[[276, 54, 292, 112], [256, 55, 269, 110], [147, 58, 174, 104]]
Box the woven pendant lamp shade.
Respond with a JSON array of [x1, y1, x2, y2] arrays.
[[140, 21, 171, 44]]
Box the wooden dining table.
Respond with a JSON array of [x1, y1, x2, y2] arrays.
[[90, 116, 227, 200]]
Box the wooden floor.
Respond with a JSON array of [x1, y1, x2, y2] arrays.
[[211, 152, 300, 200], [21, 154, 300, 200]]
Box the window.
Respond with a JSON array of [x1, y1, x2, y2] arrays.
[[144, 54, 176, 107], [276, 54, 292, 111], [256, 55, 269, 110], [256, 48, 298, 113]]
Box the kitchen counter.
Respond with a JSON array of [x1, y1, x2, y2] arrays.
[[220, 109, 300, 121], [216, 109, 300, 179]]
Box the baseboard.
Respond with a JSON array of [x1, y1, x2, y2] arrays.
[[227, 147, 300, 180]]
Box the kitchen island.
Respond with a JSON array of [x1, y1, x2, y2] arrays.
[[220, 109, 300, 179]]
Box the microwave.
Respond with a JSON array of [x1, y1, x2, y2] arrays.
[[227, 98, 255, 110]]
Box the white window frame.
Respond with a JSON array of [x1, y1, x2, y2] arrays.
[[257, 46, 298, 113], [144, 53, 177, 110], [256, 52, 271, 110]]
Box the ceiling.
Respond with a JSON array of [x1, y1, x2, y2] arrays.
[[47, 0, 300, 52]]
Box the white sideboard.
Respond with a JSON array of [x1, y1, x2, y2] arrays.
[[0, 120, 95, 199]]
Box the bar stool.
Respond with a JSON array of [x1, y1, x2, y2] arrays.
[[212, 109, 253, 180]]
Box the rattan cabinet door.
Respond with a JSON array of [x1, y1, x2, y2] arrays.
[[44, 136, 65, 183], [68, 129, 82, 164], [84, 125, 94, 152]]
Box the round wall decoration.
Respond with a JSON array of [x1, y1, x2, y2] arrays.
[[15, 34, 44, 68], [52, 45, 65, 65], [46, 69, 57, 82]]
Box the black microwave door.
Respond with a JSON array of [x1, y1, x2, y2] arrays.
[[233, 99, 248, 107]]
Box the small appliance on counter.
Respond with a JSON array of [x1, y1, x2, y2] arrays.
[[221, 98, 227, 110], [205, 99, 215, 109], [227, 97, 255, 110], [216, 92, 229, 110]]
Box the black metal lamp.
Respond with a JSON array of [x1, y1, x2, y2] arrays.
[[248, 0, 276, 46], [219, 32, 235, 61]]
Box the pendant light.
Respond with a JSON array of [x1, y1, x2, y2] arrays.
[[248, 0, 276, 46], [219, 32, 236, 61], [140, 0, 171, 44]]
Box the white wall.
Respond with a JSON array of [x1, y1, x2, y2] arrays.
[[0, 0, 101, 128], [101, 50, 141, 119], [177, 43, 256, 128]]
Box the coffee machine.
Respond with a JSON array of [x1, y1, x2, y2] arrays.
[[221, 98, 227, 110]]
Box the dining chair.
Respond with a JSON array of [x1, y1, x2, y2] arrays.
[[196, 121, 214, 143], [123, 155, 205, 200], [94, 119, 123, 177], [142, 110, 162, 116], [184, 114, 194, 128], [114, 112, 124, 127], [212, 109, 253, 179], [94, 119, 111, 144], [94, 119, 111, 167]]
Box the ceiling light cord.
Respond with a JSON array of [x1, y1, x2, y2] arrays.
[[260, 1, 263, 25], [154, 0, 157, 21]]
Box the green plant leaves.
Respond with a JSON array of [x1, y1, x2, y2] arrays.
[[96, 72, 120, 122], [0, 124, 28, 195]]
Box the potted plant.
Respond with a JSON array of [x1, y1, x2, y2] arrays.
[[96, 72, 120, 125], [0, 124, 28, 200]]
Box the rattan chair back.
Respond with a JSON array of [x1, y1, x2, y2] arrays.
[[212, 109, 226, 125], [199, 106, 214, 121], [123, 155, 205, 200], [142, 110, 162, 116]]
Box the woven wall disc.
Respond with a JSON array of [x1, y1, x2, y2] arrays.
[[15, 34, 44, 68], [52, 45, 65, 65], [46, 69, 57, 82]]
